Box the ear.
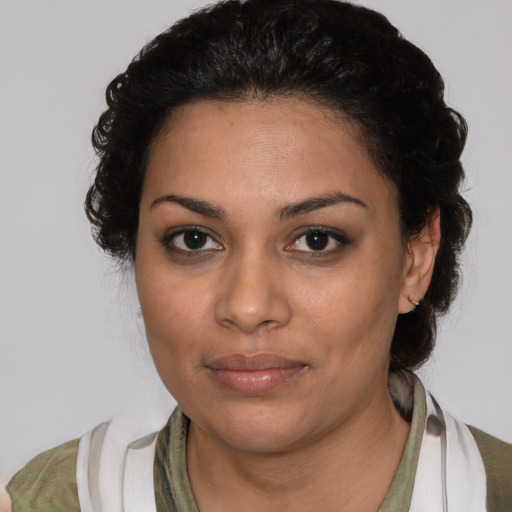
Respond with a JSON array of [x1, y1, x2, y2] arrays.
[[398, 207, 441, 314]]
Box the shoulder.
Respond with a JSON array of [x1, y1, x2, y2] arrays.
[[154, 407, 192, 511], [467, 425, 512, 511], [7, 439, 80, 512]]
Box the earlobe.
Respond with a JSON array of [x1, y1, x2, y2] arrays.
[[398, 207, 441, 314]]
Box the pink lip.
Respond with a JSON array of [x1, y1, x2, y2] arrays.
[[207, 353, 307, 395]]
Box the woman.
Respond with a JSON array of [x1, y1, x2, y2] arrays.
[[6, 0, 511, 510]]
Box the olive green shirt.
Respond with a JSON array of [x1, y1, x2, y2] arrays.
[[8, 381, 512, 511]]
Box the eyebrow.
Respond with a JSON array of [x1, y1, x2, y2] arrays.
[[277, 192, 367, 221], [150, 191, 367, 221], [150, 194, 226, 219]]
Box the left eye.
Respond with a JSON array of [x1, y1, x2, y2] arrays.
[[287, 230, 345, 253]]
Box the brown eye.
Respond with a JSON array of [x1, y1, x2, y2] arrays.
[[183, 230, 208, 249], [167, 228, 223, 252], [305, 231, 329, 251], [285, 228, 349, 255]]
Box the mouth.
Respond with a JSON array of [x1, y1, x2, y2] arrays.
[[206, 353, 307, 395]]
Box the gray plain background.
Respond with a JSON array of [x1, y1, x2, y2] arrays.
[[1, 0, 511, 480]]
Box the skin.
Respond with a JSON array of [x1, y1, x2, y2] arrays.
[[136, 98, 440, 511], [0, 486, 11, 512]]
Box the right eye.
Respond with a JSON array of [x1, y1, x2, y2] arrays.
[[164, 228, 223, 252]]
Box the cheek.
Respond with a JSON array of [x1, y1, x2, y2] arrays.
[[140, 276, 210, 346], [137, 278, 212, 401], [293, 246, 404, 362], [135, 253, 212, 373]]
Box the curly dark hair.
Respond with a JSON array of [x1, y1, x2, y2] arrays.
[[85, 0, 472, 372]]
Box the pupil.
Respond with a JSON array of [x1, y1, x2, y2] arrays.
[[306, 231, 328, 250], [184, 231, 206, 249]]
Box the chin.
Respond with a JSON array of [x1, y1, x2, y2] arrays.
[[192, 400, 322, 454]]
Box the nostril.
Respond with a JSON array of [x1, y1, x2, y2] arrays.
[[213, 291, 292, 333], [213, 264, 293, 333]]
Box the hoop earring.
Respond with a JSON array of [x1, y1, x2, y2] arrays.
[[408, 296, 420, 307]]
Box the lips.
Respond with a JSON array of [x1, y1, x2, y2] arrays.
[[207, 353, 307, 395]]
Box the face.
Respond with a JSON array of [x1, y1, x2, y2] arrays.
[[136, 98, 412, 453]]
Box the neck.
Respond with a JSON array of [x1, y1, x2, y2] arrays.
[[186, 380, 410, 512]]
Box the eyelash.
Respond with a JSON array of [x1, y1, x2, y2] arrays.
[[286, 227, 350, 256], [159, 226, 350, 258], [160, 226, 222, 257]]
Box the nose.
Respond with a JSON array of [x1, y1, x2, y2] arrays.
[[214, 252, 292, 334]]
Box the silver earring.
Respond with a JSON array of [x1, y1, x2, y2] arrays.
[[408, 296, 420, 307]]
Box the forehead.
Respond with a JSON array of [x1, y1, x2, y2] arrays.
[[143, 98, 397, 215]]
